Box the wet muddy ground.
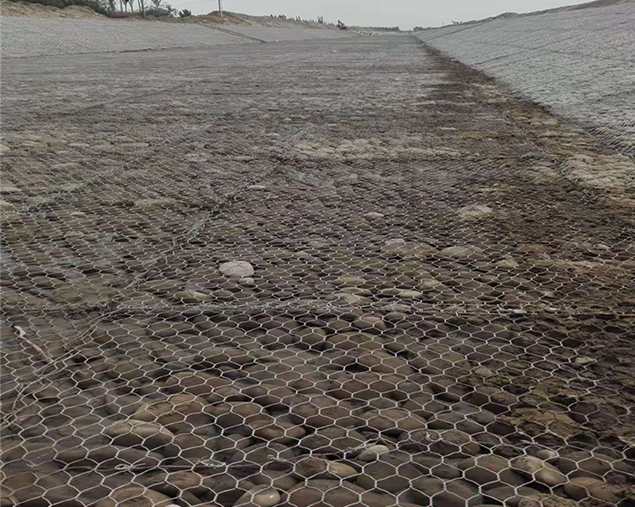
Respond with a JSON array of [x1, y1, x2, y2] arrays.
[[1, 35, 634, 507]]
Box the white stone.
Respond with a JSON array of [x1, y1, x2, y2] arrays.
[[457, 204, 494, 219], [333, 292, 370, 304], [219, 261, 255, 278], [235, 486, 281, 507], [365, 212, 385, 219], [511, 455, 567, 486], [135, 198, 176, 208], [336, 276, 366, 286], [397, 290, 423, 299], [535, 449, 559, 462], [496, 256, 520, 269], [358, 444, 390, 461], [440, 245, 485, 260]]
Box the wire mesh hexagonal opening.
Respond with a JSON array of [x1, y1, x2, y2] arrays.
[[2, 21, 634, 507]]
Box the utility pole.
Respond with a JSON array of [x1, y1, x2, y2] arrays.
[[218, 0, 223, 16]]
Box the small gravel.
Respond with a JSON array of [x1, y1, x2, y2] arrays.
[[414, 2, 635, 157]]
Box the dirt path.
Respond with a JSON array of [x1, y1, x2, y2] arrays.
[[1, 36, 634, 507]]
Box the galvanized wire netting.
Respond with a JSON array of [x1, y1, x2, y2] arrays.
[[0, 16, 358, 59], [0, 16, 254, 58], [1, 34, 635, 507], [413, 2, 635, 162]]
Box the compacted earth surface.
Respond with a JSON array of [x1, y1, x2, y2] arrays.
[[1, 35, 635, 507]]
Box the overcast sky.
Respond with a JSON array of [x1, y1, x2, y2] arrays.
[[165, 0, 586, 30]]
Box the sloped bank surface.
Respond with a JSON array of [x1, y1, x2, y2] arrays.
[[414, 2, 635, 163], [0, 17, 253, 58], [0, 16, 355, 58]]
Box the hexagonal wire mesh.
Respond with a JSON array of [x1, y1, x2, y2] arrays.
[[1, 33, 635, 507], [413, 2, 635, 161]]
